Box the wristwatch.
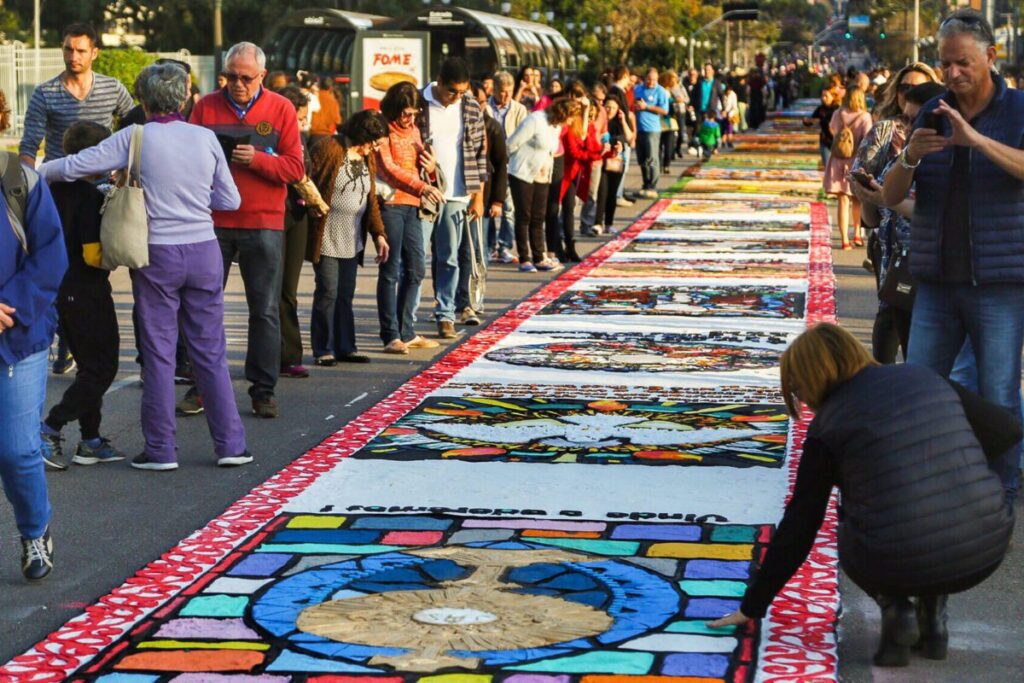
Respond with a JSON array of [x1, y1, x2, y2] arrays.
[[898, 148, 921, 170]]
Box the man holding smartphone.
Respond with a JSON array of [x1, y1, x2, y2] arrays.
[[882, 8, 1024, 506], [189, 41, 304, 419]]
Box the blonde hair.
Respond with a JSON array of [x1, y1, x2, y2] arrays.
[[875, 62, 942, 119], [779, 323, 878, 416], [843, 86, 867, 113]]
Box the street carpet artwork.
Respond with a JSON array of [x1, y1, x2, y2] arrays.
[[701, 154, 821, 171], [647, 219, 810, 233], [1, 99, 841, 683], [684, 167, 823, 183], [624, 238, 809, 255], [539, 284, 806, 320], [677, 179, 822, 199], [75, 513, 772, 681], [590, 258, 809, 280], [351, 398, 790, 466]]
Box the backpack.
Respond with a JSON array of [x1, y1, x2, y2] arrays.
[[831, 117, 856, 159], [0, 151, 33, 253]]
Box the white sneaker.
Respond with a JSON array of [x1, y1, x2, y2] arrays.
[[616, 198, 634, 207], [592, 224, 604, 235]]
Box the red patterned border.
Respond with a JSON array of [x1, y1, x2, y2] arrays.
[[760, 201, 840, 681], [0, 203, 669, 682]]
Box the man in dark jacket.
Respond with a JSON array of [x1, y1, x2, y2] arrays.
[[882, 8, 1024, 505]]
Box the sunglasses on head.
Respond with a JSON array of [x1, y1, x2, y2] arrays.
[[939, 14, 995, 43]]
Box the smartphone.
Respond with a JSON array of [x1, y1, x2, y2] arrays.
[[217, 133, 250, 159], [850, 169, 873, 188], [921, 110, 943, 132]]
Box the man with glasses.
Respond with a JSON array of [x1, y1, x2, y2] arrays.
[[189, 42, 305, 419], [418, 58, 488, 339], [882, 8, 1024, 506]]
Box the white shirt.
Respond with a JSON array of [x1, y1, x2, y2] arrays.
[[423, 83, 468, 201], [506, 110, 562, 184]]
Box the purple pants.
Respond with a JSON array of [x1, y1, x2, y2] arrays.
[[131, 240, 246, 463]]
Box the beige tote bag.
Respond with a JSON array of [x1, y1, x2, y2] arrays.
[[100, 125, 149, 270]]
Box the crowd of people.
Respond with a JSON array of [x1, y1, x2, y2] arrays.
[[0, 10, 1019, 675]]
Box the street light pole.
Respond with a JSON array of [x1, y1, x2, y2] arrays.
[[214, 0, 224, 75], [689, 10, 752, 69], [912, 0, 920, 62]]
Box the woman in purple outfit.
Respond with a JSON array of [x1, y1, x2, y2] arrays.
[[39, 62, 249, 471]]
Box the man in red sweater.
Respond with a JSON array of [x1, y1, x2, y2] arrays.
[[189, 41, 304, 419]]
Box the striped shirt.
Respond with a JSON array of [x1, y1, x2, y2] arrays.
[[19, 72, 133, 162]]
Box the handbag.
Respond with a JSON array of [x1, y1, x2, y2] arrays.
[[465, 214, 487, 313], [878, 246, 915, 311], [99, 125, 149, 270], [605, 153, 624, 173]]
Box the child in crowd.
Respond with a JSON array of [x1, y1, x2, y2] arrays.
[[697, 110, 722, 160], [39, 121, 123, 470]]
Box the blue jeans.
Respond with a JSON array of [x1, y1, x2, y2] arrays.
[[378, 205, 428, 344], [312, 256, 360, 358], [215, 228, 284, 399], [0, 349, 51, 539], [431, 200, 468, 322], [487, 185, 515, 252], [636, 131, 662, 190], [908, 282, 1024, 503], [617, 147, 631, 200]]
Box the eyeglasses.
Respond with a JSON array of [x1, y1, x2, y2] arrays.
[[224, 72, 261, 85], [445, 86, 469, 97], [400, 109, 418, 119]]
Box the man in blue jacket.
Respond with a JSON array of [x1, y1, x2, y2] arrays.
[[0, 144, 68, 581], [882, 8, 1024, 506]]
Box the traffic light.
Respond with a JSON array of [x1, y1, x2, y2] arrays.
[[879, 30, 887, 39], [844, 31, 852, 40]]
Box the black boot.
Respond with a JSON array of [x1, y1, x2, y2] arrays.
[[565, 241, 582, 263], [913, 595, 949, 660], [873, 595, 918, 667]]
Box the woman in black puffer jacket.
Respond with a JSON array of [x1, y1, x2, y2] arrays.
[[708, 323, 1016, 668]]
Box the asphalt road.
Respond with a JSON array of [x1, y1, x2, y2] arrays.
[[1, 161, 1020, 680]]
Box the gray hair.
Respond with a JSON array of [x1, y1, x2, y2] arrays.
[[494, 71, 514, 89], [225, 42, 266, 70], [937, 9, 995, 50], [135, 63, 189, 115]]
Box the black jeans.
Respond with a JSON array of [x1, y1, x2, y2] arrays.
[[547, 178, 576, 256], [280, 205, 308, 367], [660, 130, 677, 169], [510, 176, 550, 265], [311, 255, 359, 358], [603, 170, 624, 227], [872, 304, 912, 364], [45, 286, 120, 439], [544, 156, 565, 255], [216, 227, 284, 400]]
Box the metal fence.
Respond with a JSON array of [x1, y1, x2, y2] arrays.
[[0, 42, 215, 138]]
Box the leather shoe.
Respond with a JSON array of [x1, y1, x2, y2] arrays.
[[437, 321, 457, 339]]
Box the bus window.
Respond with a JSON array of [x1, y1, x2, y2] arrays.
[[309, 31, 335, 72], [286, 31, 313, 71]]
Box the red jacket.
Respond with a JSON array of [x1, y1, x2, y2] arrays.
[[560, 123, 604, 202], [190, 89, 305, 229]]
